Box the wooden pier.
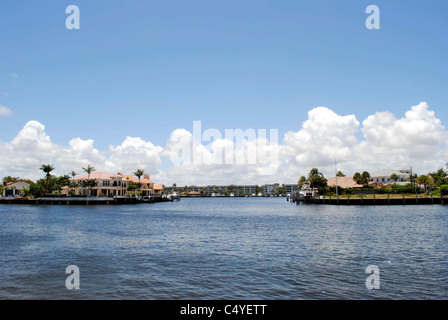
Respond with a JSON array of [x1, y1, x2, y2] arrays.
[[288, 192, 447, 205]]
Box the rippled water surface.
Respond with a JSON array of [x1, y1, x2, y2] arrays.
[[1, 198, 448, 299]]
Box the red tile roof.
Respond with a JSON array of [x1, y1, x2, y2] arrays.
[[121, 174, 154, 184], [71, 172, 121, 181], [327, 176, 364, 189]]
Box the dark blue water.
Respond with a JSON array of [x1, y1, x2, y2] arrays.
[[1, 198, 448, 299]]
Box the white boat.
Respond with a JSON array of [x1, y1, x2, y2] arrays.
[[299, 184, 317, 199], [168, 192, 181, 201]]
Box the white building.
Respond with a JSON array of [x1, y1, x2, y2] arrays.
[[282, 184, 298, 194], [1, 180, 31, 197], [369, 168, 412, 185], [264, 183, 280, 195]]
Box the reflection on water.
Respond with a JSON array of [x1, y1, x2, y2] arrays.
[[0, 198, 447, 299]]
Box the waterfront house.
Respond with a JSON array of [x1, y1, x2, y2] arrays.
[[62, 172, 127, 197], [62, 172, 161, 197], [121, 174, 155, 196], [1, 180, 31, 197], [369, 169, 411, 186], [154, 185, 164, 194]]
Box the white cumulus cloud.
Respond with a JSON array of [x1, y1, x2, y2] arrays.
[[105, 137, 163, 175], [0, 105, 12, 117], [0, 121, 164, 181], [281, 107, 360, 178], [0, 102, 447, 184], [353, 102, 448, 174]]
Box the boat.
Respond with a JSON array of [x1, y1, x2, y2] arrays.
[[298, 184, 317, 199], [168, 192, 181, 201]]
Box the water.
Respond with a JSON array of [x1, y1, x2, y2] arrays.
[[1, 197, 447, 299]]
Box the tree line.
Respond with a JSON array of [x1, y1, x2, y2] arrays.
[[1, 165, 149, 198], [297, 166, 448, 195]]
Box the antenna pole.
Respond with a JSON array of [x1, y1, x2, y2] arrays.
[[335, 159, 338, 198]]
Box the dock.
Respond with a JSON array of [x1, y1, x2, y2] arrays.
[[0, 194, 176, 206], [288, 192, 447, 205]]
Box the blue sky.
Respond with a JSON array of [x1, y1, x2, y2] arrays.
[[1, 1, 448, 183]]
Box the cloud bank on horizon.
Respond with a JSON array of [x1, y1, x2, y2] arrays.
[[0, 102, 447, 185]]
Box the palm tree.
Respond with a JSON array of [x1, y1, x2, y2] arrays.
[[133, 169, 145, 196], [353, 171, 370, 187], [22, 187, 31, 197], [70, 170, 77, 196], [83, 165, 95, 179], [337, 171, 346, 177], [298, 176, 307, 189], [82, 165, 95, 196], [353, 172, 362, 185], [361, 171, 371, 187], [40, 164, 55, 194], [416, 175, 433, 192], [308, 168, 328, 191]]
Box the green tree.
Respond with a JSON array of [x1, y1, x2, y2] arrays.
[[298, 176, 307, 189], [133, 169, 145, 195], [353, 172, 362, 185], [127, 181, 139, 195], [21, 186, 31, 197], [70, 170, 77, 195], [337, 171, 346, 177], [416, 175, 434, 192], [429, 168, 448, 187], [40, 164, 55, 194], [308, 168, 328, 191], [82, 165, 96, 196], [55, 175, 70, 194], [361, 171, 371, 187], [83, 165, 95, 179], [354, 171, 370, 187], [29, 183, 45, 198], [2, 176, 20, 186]]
